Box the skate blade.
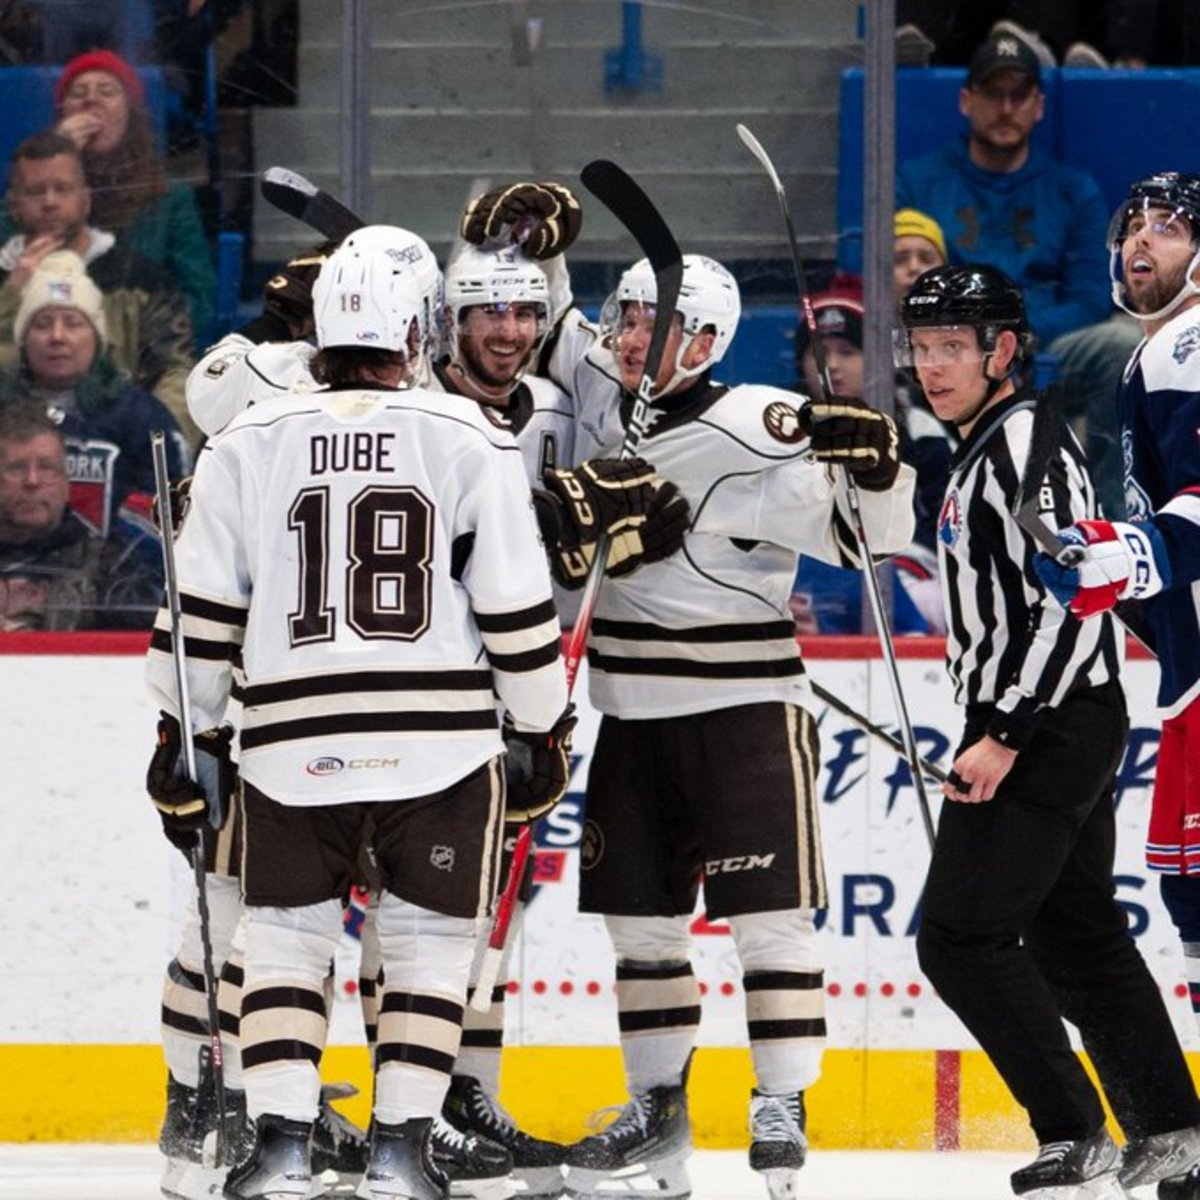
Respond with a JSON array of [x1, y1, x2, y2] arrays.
[[449, 1173, 518, 1200], [1020, 1172, 1129, 1200], [564, 1159, 690, 1198], [511, 1165, 566, 1199], [160, 1159, 226, 1199], [758, 1166, 799, 1200]]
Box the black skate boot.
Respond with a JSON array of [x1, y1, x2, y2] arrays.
[[312, 1083, 369, 1194], [1010, 1127, 1121, 1197], [443, 1074, 564, 1199], [1120, 1124, 1200, 1189], [563, 1083, 691, 1199], [222, 1113, 314, 1200], [430, 1113, 514, 1200], [356, 1117, 448, 1200], [160, 1071, 212, 1200], [748, 1090, 807, 1200], [1161, 1163, 1200, 1199]]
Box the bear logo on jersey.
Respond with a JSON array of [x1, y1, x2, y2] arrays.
[[1173, 323, 1200, 364], [763, 400, 805, 444], [430, 844, 456, 871], [579, 819, 605, 869], [938, 489, 963, 548]]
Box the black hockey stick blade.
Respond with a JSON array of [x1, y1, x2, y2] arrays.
[[1012, 390, 1157, 654], [580, 160, 683, 420], [260, 166, 365, 242]]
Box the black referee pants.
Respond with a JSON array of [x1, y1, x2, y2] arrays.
[[917, 681, 1200, 1145]]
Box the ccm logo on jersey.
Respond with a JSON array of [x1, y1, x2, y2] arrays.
[[705, 853, 777, 875], [306, 755, 400, 775]]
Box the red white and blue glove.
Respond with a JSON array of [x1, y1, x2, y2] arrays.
[[1033, 518, 1172, 618]]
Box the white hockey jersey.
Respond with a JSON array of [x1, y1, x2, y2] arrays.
[[542, 305, 916, 716], [146, 385, 567, 804]]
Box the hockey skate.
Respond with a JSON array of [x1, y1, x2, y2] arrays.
[[311, 1084, 369, 1195], [1010, 1127, 1125, 1199], [356, 1117, 448, 1200], [431, 1113, 515, 1200], [1119, 1124, 1200, 1189], [222, 1112, 315, 1199], [160, 1070, 224, 1200], [443, 1074, 565, 1199], [563, 1084, 691, 1199], [1160, 1163, 1200, 1198], [748, 1091, 807, 1200]]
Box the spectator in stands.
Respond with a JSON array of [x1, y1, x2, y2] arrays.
[[0, 249, 186, 540], [893, 208, 948, 306], [0, 131, 198, 444], [0, 408, 159, 630], [790, 281, 948, 634], [51, 50, 215, 342], [896, 30, 1137, 517]]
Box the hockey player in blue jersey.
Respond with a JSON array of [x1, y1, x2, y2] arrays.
[[1035, 171, 1200, 1200]]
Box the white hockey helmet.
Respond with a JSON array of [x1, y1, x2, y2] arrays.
[[313, 224, 440, 361], [602, 253, 741, 392], [443, 244, 551, 394]]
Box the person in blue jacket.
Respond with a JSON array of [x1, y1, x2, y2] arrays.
[[897, 29, 1139, 519]]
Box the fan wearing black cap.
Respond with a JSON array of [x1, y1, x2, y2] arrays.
[[897, 30, 1141, 523]]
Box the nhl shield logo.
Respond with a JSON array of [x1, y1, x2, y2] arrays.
[[763, 401, 805, 444]]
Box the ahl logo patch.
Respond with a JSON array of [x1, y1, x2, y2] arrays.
[[1174, 323, 1200, 364], [938, 489, 963, 548], [763, 400, 805, 444]]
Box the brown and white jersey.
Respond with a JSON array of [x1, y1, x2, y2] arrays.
[[580, 379, 917, 718], [146, 384, 566, 805]]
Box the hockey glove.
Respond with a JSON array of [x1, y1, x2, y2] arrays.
[[541, 458, 688, 585], [263, 241, 338, 337], [151, 475, 193, 536], [460, 181, 583, 260], [503, 704, 578, 824], [146, 714, 236, 855], [799, 395, 900, 491], [1033, 518, 1172, 618]]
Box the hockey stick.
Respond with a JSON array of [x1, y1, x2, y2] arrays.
[[810, 677, 950, 785], [1011, 390, 1157, 655], [471, 161, 683, 1011], [260, 166, 365, 241], [737, 123, 937, 848], [151, 432, 228, 1167]]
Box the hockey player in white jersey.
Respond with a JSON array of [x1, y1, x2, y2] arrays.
[[461, 186, 916, 1200], [146, 226, 577, 1200]]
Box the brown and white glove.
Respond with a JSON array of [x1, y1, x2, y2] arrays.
[[263, 241, 339, 336], [799, 395, 900, 491], [503, 704, 578, 824], [540, 457, 690, 586], [460, 181, 583, 260]]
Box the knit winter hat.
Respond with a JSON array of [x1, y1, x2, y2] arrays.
[[894, 208, 948, 262], [55, 50, 144, 108], [15, 250, 107, 347]]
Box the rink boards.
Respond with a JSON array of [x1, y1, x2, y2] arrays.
[[2, 633, 1195, 1149]]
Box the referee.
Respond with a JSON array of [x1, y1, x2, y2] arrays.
[[898, 264, 1200, 1198]]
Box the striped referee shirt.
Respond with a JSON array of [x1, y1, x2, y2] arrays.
[[937, 388, 1122, 749]]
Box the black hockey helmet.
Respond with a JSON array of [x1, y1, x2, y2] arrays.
[[1107, 171, 1200, 251], [897, 264, 1032, 359]]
